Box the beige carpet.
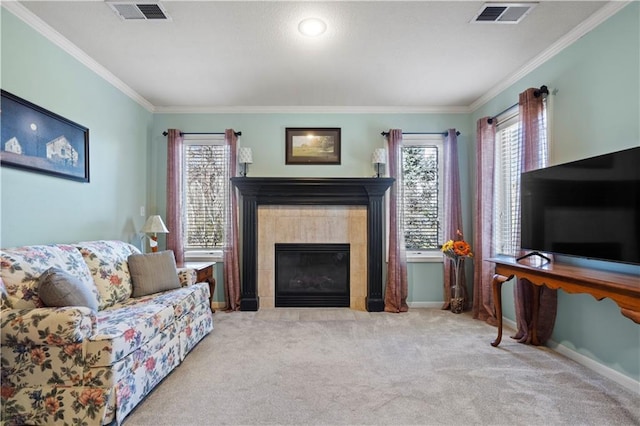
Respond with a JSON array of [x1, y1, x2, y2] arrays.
[[123, 308, 639, 425]]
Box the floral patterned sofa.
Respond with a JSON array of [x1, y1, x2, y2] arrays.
[[0, 240, 214, 425]]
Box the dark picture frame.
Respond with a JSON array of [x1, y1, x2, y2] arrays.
[[285, 127, 341, 165], [1, 90, 90, 182]]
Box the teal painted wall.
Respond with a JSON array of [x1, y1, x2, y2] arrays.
[[1, 10, 152, 248], [471, 3, 640, 381]]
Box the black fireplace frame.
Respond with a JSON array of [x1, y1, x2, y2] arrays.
[[231, 177, 394, 312]]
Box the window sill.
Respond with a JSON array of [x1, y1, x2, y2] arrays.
[[184, 249, 223, 263], [406, 251, 444, 263]]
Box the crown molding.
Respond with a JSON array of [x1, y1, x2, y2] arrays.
[[468, 1, 632, 112], [153, 105, 471, 114], [1, 1, 155, 112], [3, 1, 629, 115]]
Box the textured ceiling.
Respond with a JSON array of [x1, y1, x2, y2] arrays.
[[14, 1, 614, 111]]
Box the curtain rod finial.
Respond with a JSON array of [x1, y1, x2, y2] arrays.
[[535, 85, 549, 98]]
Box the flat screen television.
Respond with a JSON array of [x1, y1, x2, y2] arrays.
[[520, 146, 640, 265]]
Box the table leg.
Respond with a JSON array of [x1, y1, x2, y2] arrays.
[[530, 283, 540, 345], [491, 274, 514, 347]]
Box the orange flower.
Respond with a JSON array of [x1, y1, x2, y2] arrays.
[[63, 343, 83, 357], [30, 348, 46, 365], [453, 241, 472, 257], [109, 274, 122, 286], [1, 385, 15, 399], [46, 334, 64, 346], [78, 388, 104, 407], [45, 396, 60, 414]]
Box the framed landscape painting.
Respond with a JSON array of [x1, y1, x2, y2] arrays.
[[285, 127, 341, 165], [1, 90, 90, 182]]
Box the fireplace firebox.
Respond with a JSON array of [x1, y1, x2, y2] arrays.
[[275, 244, 350, 307]]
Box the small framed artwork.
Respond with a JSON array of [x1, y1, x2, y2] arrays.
[[1, 89, 90, 182], [285, 127, 341, 165]]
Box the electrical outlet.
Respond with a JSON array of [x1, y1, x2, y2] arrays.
[[140, 206, 145, 217]]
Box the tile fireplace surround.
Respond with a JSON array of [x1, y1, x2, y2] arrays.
[[260, 205, 366, 309], [231, 177, 394, 312]]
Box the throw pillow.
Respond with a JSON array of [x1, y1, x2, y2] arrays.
[[38, 267, 99, 311], [128, 250, 181, 298]]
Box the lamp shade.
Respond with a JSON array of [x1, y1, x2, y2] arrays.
[[238, 147, 253, 164], [141, 215, 169, 234], [372, 148, 386, 164]]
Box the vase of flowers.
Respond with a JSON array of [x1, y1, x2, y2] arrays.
[[441, 231, 473, 314]]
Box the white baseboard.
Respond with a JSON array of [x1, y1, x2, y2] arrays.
[[501, 316, 639, 394], [547, 340, 640, 394]]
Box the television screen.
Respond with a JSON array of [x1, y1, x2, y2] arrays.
[[520, 146, 640, 265]]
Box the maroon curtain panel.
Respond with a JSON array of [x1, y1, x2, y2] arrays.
[[166, 129, 185, 265], [223, 129, 242, 311], [442, 129, 468, 310], [384, 129, 409, 313], [472, 119, 498, 324], [513, 88, 557, 344]]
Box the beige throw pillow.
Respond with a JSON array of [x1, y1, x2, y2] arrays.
[[128, 250, 181, 298]]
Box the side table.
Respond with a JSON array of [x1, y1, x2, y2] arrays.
[[183, 262, 216, 312]]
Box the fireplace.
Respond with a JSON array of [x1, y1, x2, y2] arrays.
[[275, 243, 350, 307], [231, 177, 394, 311]]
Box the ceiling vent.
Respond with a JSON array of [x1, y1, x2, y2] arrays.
[[107, 1, 171, 21], [472, 3, 537, 24]]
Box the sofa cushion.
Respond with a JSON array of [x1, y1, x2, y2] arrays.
[[38, 267, 99, 311], [128, 251, 181, 298], [1, 244, 97, 309], [120, 282, 210, 321], [75, 241, 141, 310], [87, 302, 175, 366]]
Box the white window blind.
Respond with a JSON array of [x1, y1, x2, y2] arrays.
[[493, 100, 548, 256], [400, 135, 444, 252], [494, 117, 521, 256], [183, 137, 228, 250]]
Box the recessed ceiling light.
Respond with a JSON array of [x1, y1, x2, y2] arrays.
[[298, 18, 327, 37]]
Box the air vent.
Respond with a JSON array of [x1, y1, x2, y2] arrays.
[[107, 1, 171, 21], [472, 3, 537, 24]]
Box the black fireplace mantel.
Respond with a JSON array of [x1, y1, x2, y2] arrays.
[[231, 177, 394, 311]]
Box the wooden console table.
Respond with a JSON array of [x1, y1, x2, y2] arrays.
[[488, 256, 640, 347]]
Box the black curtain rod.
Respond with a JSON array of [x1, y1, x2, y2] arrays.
[[162, 131, 242, 136], [487, 85, 549, 125], [380, 131, 460, 137]]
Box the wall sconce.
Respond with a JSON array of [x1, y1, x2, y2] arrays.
[[238, 147, 253, 177], [141, 215, 169, 252], [372, 148, 386, 178]]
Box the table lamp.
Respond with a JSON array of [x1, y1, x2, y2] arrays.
[[238, 147, 253, 177], [141, 215, 169, 252], [372, 148, 386, 178]]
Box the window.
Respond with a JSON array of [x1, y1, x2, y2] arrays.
[[493, 101, 548, 256], [400, 134, 444, 259], [182, 135, 227, 260]]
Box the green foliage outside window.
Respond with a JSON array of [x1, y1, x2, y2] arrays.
[[184, 144, 227, 249], [401, 146, 440, 250]]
